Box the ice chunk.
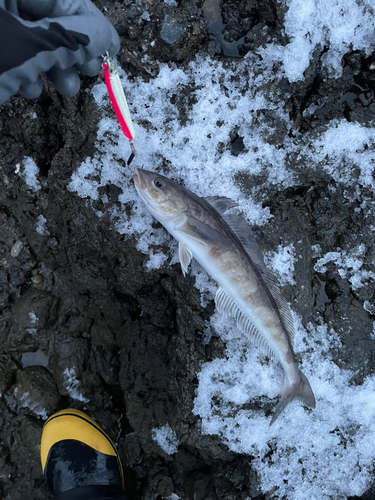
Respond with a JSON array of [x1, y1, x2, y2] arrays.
[[29, 312, 38, 324], [21, 349, 49, 368], [264, 244, 296, 286], [20, 156, 41, 191], [364, 301, 375, 315], [35, 215, 50, 236], [62, 367, 89, 403], [314, 246, 375, 290], [152, 424, 179, 455]]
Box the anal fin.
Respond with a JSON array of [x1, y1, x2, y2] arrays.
[[215, 287, 276, 360], [180, 216, 224, 251]]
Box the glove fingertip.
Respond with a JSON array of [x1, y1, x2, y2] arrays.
[[108, 32, 121, 57], [77, 58, 102, 77], [18, 81, 43, 100], [47, 67, 81, 97]]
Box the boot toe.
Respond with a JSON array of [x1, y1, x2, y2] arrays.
[[41, 409, 124, 497]]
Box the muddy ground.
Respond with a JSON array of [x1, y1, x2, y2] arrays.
[[1, 1, 375, 499]]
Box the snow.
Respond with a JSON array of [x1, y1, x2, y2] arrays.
[[35, 215, 50, 236], [364, 301, 375, 315], [20, 156, 41, 191], [264, 244, 296, 286], [314, 245, 375, 290], [152, 424, 180, 455], [13, 388, 48, 419], [62, 367, 89, 403], [259, 0, 375, 82], [312, 120, 375, 190], [65, 1, 375, 498], [28, 312, 38, 324], [193, 313, 375, 500]]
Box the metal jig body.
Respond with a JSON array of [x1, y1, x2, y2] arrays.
[[102, 56, 136, 166]]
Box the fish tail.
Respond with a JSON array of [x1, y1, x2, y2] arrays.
[[270, 369, 316, 426]]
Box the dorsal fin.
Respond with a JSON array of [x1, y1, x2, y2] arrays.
[[222, 213, 294, 343], [204, 196, 238, 214], [222, 214, 265, 271], [215, 287, 277, 360]]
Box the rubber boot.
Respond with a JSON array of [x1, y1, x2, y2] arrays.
[[41, 409, 127, 500]]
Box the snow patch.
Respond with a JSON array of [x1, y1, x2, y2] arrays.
[[193, 311, 375, 499], [314, 245, 375, 289], [62, 367, 89, 403], [264, 244, 296, 286], [29, 312, 38, 324], [259, 0, 375, 82], [35, 215, 50, 236], [152, 424, 180, 455], [20, 157, 41, 191], [13, 388, 48, 419]]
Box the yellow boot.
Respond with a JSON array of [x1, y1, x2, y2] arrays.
[[41, 409, 127, 500]]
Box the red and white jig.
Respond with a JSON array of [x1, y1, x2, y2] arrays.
[[102, 55, 136, 166]]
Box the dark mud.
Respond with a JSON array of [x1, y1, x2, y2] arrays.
[[1, 1, 375, 499]]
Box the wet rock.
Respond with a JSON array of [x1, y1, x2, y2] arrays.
[[104, 0, 208, 69], [0, 268, 9, 309], [221, 0, 287, 54], [10, 240, 23, 258], [12, 366, 60, 418], [9, 265, 28, 286], [11, 288, 57, 330], [9, 416, 44, 481], [92, 348, 119, 386], [160, 14, 186, 44], [123, 432, 143, 467], [0, 357, 17, 395], [52, 337, 90, 400]]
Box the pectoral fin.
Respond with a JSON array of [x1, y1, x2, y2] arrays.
[[180, 216, 224, 251], [179, 243, 193, 277]]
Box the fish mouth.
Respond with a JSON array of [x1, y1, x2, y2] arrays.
[[132, 169, 146, 190]]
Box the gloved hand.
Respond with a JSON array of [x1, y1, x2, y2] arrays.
[[0, 0, 120, 104]]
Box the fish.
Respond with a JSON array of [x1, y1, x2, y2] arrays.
[[133, 168, 316, 425]]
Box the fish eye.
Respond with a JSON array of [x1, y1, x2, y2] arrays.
[[154, 178, 165, 189]]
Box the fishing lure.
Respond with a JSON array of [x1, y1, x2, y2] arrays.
[[102, 55, 136, 166]]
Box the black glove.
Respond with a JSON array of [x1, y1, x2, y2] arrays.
[[0, 0, 120, 104]]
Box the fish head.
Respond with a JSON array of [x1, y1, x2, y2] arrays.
[[133, 169, 188, 222]]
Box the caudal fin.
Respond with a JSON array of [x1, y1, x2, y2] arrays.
[[270, 369, 316, 426]]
